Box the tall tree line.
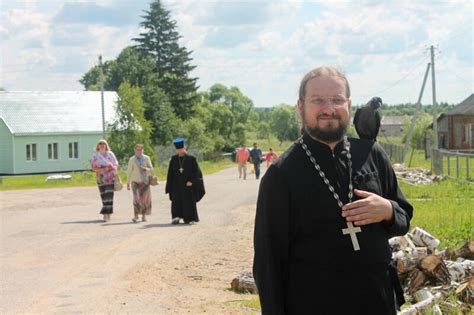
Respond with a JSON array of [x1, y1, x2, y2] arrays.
[[80, 0, 254, 163]]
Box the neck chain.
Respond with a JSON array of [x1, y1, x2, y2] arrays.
[[299, 136, 362, 251], [178, 155, 186, 173], [299, 136, 353, 207]]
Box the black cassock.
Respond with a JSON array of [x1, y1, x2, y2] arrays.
[[253, 133, 413, 315], [165, 154, 205, 223]]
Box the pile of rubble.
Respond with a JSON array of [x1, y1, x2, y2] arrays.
[[230, 271, 258, 294], [230, 227, 473, 314], [393, 163, 445, 184], [391, 227, 473, 314]]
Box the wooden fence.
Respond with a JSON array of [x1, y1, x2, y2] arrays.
[[432, 149, 474, 182], [379, 142, 405, 164]]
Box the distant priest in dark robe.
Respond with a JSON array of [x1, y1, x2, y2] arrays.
[[165, 138, 205, 225], [253, 67, 413, 315]]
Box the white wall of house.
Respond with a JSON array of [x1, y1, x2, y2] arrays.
[[0, 119, 14, 174], [11, 133, 103, 175]]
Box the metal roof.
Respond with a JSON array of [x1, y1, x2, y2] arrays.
[[381, 115, 407, 125], [0, 91, 118, 135], [444, 94, 474, 116]]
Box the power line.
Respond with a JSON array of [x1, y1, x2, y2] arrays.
[[357, 55, 429, 97]]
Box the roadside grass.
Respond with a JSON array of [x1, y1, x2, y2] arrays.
[[405, 149, 474, 181], [403, 149, 432, 169], [224, 297, 260, 314], [246, 132, 293, 155], [399, 179, 473, 248], [438, 154, 474, 182], [0, 159, 233, 191]]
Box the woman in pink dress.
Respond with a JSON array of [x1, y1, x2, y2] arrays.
[[91, 139, 119, 222], [264, 148, 278, 167]]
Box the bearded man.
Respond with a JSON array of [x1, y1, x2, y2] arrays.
[[253, 66, 413, 315]]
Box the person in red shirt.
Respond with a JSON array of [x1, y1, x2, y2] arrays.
[[264, 148, 278, 167], [235, 144, 250, 180]]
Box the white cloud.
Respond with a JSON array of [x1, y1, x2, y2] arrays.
[[1, 0, 472, 106], [250, 31, 283, 51]]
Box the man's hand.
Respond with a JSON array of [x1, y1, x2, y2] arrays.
[[127, 183, 131, 191], [341, 189, 393, 225], [186, 181, 192, 187]]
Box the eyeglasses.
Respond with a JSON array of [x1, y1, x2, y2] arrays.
[[309, 96, 349, 107], [99, 143, 106, 145]]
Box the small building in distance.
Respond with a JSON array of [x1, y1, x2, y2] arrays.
[[379, 115, 407, 137], [0, 91, 118, 175], [436, 94, 474, 150]]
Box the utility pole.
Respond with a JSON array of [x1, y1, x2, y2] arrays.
[[402, 62, 431, 158], [430, 45, 438, 150], [99, 55, 106, 139]]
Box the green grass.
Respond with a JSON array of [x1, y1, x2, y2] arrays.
[[224, 297, 260, 314], [403, 149, 432, 169], [400, 180, 473, 248], [246, 132, 294, 155], [0, 159, 233, 191], [0, 171, 98, 190], [440, 154, 474, 181]]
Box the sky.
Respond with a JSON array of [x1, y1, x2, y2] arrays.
[[1, 0, 473, 107]]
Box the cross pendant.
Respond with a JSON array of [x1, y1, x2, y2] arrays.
[[342, 221, 361, 251], [179, 168, 184, 173]]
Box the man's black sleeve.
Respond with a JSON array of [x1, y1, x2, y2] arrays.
[[375, 144, 414, 236], [253, 165, 290, 315]]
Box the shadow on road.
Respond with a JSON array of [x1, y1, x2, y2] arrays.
[[100, 222, 138, 226], [61, 220, 104, 224], [141, 223, 193, 229]]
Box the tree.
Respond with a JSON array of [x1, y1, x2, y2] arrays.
[[257, 121, 271, 143], [141, 81, 182, 146], [271, 104, 300, 145], [79, 60, 111, 91], [182, 117, 213, 152], [202, 84, 254, 150], [80, 46, 186, 147], [79, 47, 156, 91], [197, 98, 233, 151], [246, 111, 260, 131], [107, 82, 155, 166], [133, 0, 198, 120], [108, 47, 156, 90], [402, 113, 432, 149]]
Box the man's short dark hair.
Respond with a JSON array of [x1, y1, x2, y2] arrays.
[[298, 66, 350, 102]]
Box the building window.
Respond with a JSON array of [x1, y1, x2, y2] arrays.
[[48, 143, 58, 160], [26, 144, 37, 161], [464, 124, 472, 144], [69, 141, 79, 159]]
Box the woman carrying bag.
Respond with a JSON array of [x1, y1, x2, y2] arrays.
[[91, 139, 119, 222], [126, 144, 156, 222]]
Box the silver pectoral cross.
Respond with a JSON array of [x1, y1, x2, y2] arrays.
[[179, 168, 184, 173], [342, 221, 361, 251]]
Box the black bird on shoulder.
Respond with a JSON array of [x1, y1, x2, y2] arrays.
[[353, 96, 382, 141]]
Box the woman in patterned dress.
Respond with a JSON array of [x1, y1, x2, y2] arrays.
[[91, 139, 119, 222], [126, 144, 154, 223]]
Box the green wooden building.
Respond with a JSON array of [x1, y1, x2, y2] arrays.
[[0, 91, 118, 175]]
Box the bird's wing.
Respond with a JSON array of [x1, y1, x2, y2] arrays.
[[353, 108, 362, 137], [374, 111, 381, 140]]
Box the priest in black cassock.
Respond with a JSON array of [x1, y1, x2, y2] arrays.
[[253, 67, 413, 315], [165, 138, 205, 225]]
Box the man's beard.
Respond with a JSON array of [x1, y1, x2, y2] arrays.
[[302, 110, 348, 143]]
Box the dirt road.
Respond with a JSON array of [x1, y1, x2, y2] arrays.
[[0, 166, 262, 314]]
